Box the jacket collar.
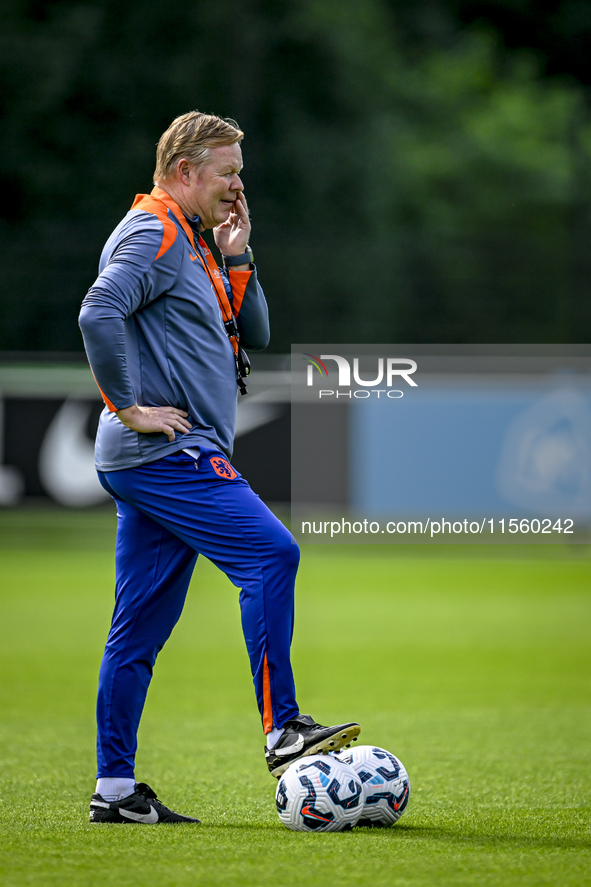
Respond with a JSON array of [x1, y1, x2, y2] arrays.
[[150, 186, 201, 247]]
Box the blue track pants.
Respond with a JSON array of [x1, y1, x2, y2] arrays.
[[96, 448, 300, 778]]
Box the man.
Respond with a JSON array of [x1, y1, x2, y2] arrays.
[[79, 111, 360, 824]]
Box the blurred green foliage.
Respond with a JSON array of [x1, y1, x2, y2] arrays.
[[1, 0, 590, 349]]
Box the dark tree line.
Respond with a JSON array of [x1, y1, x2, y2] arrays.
[[1, 0, 591, 352]]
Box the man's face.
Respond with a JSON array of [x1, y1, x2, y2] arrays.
[[186, 143, 244, 229]]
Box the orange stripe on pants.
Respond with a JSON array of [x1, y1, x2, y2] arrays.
[[262, 653, 273, 734]]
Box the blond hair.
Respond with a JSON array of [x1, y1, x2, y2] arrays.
[[154, 111, 244, 182]]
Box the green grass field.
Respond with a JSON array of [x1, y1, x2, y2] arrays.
[[0, 507, 590, 886]]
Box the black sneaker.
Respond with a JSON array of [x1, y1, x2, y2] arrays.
[[265, 714, 361, 778], [89, 782, 200, 824]]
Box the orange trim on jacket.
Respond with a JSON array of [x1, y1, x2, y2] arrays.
[[148, 187, 197, 250], [89, 366, 119, 412], [130, 191, 178, 260], [227, 268, 251, 317]]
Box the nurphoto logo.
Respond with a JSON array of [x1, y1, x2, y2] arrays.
[[302, 353, 418, 399]]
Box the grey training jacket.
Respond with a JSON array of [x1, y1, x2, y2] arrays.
[[78, 187, 269, 471]]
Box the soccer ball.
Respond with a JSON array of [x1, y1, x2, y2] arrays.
[[275, 754, 363, 832], [336, 745, 411, 826]]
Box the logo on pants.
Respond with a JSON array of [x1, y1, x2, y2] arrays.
[[210, 456, 238, 480]]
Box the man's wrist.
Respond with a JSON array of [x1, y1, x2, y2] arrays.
[[222, 246, 253, 267], [116, 403, 139, 419]]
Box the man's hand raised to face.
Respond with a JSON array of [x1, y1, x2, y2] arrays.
[[214, 191, 251, 269]]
